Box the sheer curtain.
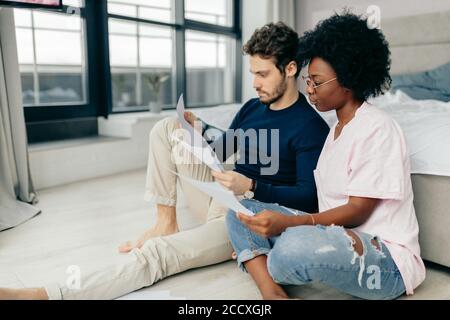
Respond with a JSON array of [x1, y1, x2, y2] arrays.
[[267, 0, 297, 29], [0, 8, 40, 231]]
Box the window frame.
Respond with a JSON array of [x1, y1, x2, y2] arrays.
[[21, 0, 241, 126]]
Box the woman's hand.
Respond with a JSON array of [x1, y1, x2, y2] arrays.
[[236, 210, 296, 238]]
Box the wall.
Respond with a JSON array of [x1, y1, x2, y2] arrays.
[[296, 0, 450, 34], [241, 0, 270, 103]]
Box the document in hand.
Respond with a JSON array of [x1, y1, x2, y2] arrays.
[[175, 94, 224, 172], [175, 172, 255, 216]]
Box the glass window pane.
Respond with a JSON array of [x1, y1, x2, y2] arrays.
[[14, 8, 87, 106], [20, 73, 35, 106], [139, 24, 171, 37], [38, 71, 84, 104], [35, 30, 82, 65], [111, 73, 137, 109], [63, 0, 83, 7], [186, 30, 234, 106], [15, 28, 34, 64], [109, 20, 175, 111], [109, 19, 137, 35], [33, 11, 81, 30], [107, 0, 174, 23], [109, 37, 137, 67], [14, 9, 32, 27], [141, 69, 173, 108], [185, 0, 232, 26], [139, 25, 172, 67]]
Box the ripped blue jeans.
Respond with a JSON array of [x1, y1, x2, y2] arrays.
[[226, 199, 406, 300]]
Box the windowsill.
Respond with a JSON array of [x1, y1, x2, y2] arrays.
[[106, 110, 176, 122], [28, 136, 127, 153], [28, 104, 240, 152]]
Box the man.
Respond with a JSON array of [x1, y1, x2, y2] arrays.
[[0, 22, 329, 300]]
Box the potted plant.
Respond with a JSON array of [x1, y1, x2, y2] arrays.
[[144, 72, 169, 113]]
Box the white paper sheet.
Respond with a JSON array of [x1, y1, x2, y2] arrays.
[[176, 94, 224, 172], [172, 134, 224, 172], [175, 172, 254, 216]]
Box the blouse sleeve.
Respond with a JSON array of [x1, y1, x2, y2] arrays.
[[346, 118, 407, 200]]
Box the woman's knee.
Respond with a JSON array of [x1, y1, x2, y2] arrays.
[[267, 229, 314, 284], [226, 210, 253, 243], [225, 210, 242, 232]]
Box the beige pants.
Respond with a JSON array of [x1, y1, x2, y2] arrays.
[[45, 117, 233, 299]]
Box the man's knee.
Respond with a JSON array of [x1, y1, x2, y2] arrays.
[[149, 116, 178, 141]]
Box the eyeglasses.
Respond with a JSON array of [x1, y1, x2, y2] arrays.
[[302, 75, 337, 91]]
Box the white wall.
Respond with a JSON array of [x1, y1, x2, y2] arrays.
[[296, 0, 450, 34], [241, 0, 270, 103]]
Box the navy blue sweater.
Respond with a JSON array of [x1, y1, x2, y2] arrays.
[[208, 93, 329, 213]]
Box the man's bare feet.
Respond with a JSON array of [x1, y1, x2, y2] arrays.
[[118, 222, 179, 253], [119, 204, 179, 253], [0, 287, 48, 300]]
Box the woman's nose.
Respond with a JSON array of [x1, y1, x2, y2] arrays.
[[306, 84, 315, 95]]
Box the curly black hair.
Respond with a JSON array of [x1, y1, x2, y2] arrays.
[[243, 22, 301, 78], [297, 11, 392, 101]]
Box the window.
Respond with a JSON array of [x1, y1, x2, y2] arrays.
[[107, 0, 240, 112], [14, 0, 86, 106], [13, 0, 241, 142], [185, 0, 233, 26], [107, 0, 175, 23], [186, 30, 235, 106], [108, 18, 176, 111]]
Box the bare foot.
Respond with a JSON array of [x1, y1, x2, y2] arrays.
[[118, 223, 179, 253], [0, 287, 48, 300]]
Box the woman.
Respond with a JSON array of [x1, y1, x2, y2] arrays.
[[226, 12, 426, 300]]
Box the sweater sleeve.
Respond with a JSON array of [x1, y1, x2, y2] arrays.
[[204, 108, 242, 162], [253, 117, 329, 213]]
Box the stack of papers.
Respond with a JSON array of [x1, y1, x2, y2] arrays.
[[173, 95, 254, 216]]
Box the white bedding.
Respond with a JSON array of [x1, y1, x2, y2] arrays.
[[195, 90, 450, 177]]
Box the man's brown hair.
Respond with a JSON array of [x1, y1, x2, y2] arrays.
[[243, 22, 300, 78]]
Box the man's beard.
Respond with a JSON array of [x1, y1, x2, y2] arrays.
[[259, 77, 288, 105]]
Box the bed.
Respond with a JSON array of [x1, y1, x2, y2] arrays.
[[381, 11, 450, 268]]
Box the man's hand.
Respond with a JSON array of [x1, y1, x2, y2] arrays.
[[237, 210, 294, 238], [211, 170, 252, 195], [183, 111, 204, 134], [184, 111, 198, 126]]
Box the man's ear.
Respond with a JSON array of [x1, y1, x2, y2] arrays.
[[285, 61, 298, 78]]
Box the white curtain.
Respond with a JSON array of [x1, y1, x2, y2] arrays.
[[0, 8, 40, 231], [267, 0, 297, 29]]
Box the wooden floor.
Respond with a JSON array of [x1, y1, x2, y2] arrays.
[[1, 169, 449, 300]]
